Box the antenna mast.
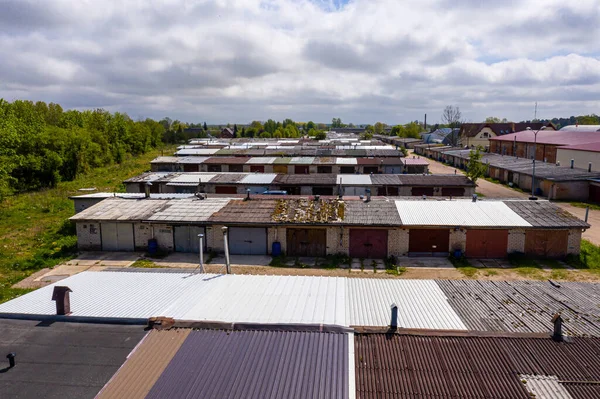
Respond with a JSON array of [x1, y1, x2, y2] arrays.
[[534, 102, 538, 121]]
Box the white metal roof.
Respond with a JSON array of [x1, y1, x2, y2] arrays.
[[290, 157, 315, 164], [337, 175, 372, 185], [166, 174, 218, 186], [70, 198, 168, 221], [147, 198, 230, 222], [240, 174, 277, 184], [519, 375, 573, 399], [175, 148, 219, 156], [177, 156, 209, 164], [336, 158, 358, 165], [246, 157, 276, 164], [395, 200, 532, 227], [71, 193, 192, 200], [151, 156, 179, 163], [345, 279, 466, 329]]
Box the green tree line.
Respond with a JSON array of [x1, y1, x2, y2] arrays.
[[0, 99, 167, 200]]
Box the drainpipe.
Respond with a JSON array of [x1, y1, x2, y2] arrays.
[[222, 227, 231, 274], [198, 234, 204, 273]]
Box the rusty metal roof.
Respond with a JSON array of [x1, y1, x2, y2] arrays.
[[397, 174, 476, 186], [503, 200, 590, 228], [355, 333, 600, 399], [209, 199, 277, 224], [144, 329, 349, 399]]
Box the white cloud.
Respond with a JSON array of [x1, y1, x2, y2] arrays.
[[0, 0, 599, 124]]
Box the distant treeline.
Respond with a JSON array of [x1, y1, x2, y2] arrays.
[[520, 114, 599, 129], [0, 99, 167, 200]]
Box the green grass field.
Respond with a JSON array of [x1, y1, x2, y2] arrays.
[[0, 146, 174, 303]]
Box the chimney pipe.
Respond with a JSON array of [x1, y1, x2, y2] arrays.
[[570, 159, 574, 169], [222, 227, 231, 274], [365, 188, 371, 202], [145, 183, 152, 198], [589, 162, 592, 172], [6, 353, 15, 368], [585, 206, 590, 223], [551, 313, 563, 342], [51, 286, 73, 315], [390, 303, 398, 330], [424, 114, 427, 131], [245, 188, 251, 201], [472, 194, 478, 202]]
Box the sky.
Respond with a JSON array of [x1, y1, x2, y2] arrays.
[[1, 0, 599, 125]]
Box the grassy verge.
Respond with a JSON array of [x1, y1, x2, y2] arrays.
[[448, 256, 479, 278], [568, 202, 600, 211], [566, 240, 600, 273], [0, 145, 175, 303], [130, 259, 162, 268]]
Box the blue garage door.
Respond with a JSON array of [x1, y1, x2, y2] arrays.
[[229, 227, 268, 255]]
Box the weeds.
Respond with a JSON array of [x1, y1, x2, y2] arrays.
[[131, 259, 162, 268]]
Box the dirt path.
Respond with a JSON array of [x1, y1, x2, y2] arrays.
[[555, 203, 600, 245]]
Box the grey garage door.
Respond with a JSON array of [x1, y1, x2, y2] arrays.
[[174, 226, 206, 253], [101, 223, 134, 251], [229, 227, 268, 255]]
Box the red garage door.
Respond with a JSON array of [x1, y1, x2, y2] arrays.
[[215, 186, 237, 194], [349, 229, 388, 259], [590, 184, 600, 203], [442, 187, 465, 196], [412, 187, 434, 196], [295, 165, 309, 174], [466, 229, 508, 258], [409, 229, 449, 255], [525, 230, 568, 258], [250, 165, 265, 173]]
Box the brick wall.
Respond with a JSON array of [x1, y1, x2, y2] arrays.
[[207, 225, 225, 252], [326, 226, 349, 255], [153, 224, 174, 251], [388, 229, 409, 257], [507, 229, 526, 253], [76, 222, 101, 250], [134, 223, 152, 250], [449, 229, 466, 252], [268, 226, 287, 254], [567, 229, 582, 255]]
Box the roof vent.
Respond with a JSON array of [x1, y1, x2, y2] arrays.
[[552, 313, 563, 342], [51, 286, 73, 316], [144, 182, 152, 198], [365, 189, 371, 203], [472, 194, 477, 202], [314, 195, 320, 202], [245, 189, 251, 201], [390, 303, 398, 330], [6, 353, 15, 369]]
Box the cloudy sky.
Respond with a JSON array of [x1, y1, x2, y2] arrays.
[[1, 0, 599, 124]]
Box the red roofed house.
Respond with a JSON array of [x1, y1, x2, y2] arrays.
[[459, 122, 555, 149]]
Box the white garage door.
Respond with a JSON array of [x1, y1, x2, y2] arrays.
[[101, 223, 134, 251], [229, 227, 268, 255]]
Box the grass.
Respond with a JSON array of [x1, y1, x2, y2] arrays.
[[130, 259, 162, 268], [0, 145, 176, 304], [448, 255, 479, 278], [568, 202, 600, 211], [475, 192, 486, 198], [320, 253, 351, 270], [566, 240, 600, 272]]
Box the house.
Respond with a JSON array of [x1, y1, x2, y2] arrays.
[[489, 129, 600, 164], [69, 196, 586, 258], [219, 127, 235, 138], [459, 122, 555, 149]]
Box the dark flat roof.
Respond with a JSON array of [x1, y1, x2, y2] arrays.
[[146, 329, 348, 399], [397, 174, 476, 187], [0, 319, 146, 399]]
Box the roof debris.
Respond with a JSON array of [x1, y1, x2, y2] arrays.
[[272, 198, 345, 223]]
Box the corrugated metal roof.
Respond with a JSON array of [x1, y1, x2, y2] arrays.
[[209, 200, 276, 223], [504, 200, 590, 228], [401, 157, 429, 165], [145, 330, 348, 399], [97, 329, 191, 399], [240, 174, 277, 184], [273, 157, 292, 164], [520, 375, 574, 399], [123, 172, 172, 183], [166, 173, 218, 186], [336, 158, 358, 165], [148, 198, 230, 222], [342, 201, 402, 225], [346, 279, 466, 329], [246, 157, 276, 164], [337, 175, 372, 185], [175, 148, 219, 156], [396, 200, 532, 227]]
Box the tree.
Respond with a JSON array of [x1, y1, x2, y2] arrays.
[[466, 148, 487, 184], [360, 131, 373, 140], [314, 130, 326, 140], [264, 119, 277, 134], [485, 117, 508, 123], [305, 121, 315, 131], [442, 105, 462, 128], [374, 122, 386, 135], [331, 118, 344, 128], [233, 124, 238, 135], [203, 122, 208, 131], [394, 122, 421, 139]]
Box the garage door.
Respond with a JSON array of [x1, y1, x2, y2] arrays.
[[248, 186, 269, 194], [313, 187, 333, 195], [343, 186, 367, 196], [409, 229, 449, 255], [286, 229, 326, 257], [215, 186, 237, 194], [590, 184, 600, 203], [466, 229, 508, 258], [349, 229, 388, 259], [174, 226, 206, 252], [295, 165, 309, 174], [525, 230, 568, 258], [442, 187, 465, 196], [229, 227, 267, 255], [250, 165, 265, 173], [273, 165, 288, 174], [101, 223, 134, 251], [412, 187, 434, 196], [384, 166, 400, 174]]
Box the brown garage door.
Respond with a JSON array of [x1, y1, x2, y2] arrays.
[[409, 229, 449, 255], [412, 187, 434, 196], [466, 229, 508, 258], [442, 187, 465, 196], [286, 229, 326, 257], [215, 186, 237, 194], [250, 165, 265, 173], [525, 230, 569, 258], [590, 184, 600, 203], [349, 229, 388, 259], [295, 165, 309, 174], [273, 165, 288, 174]]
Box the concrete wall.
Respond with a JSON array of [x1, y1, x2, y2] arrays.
[[465, 127, 495, 148], [268, 226, 287, 255], [134, 223, 152, 251], [388, 228, 409, 257], [507, 229, 526, 254], [449, 229, 466, 252], [206, 225, 225, 252], [567, 229, 582, 255], [76, 222, 101, 250], [153, 224, 174, 251], [556, 148, 600, 172], [551, 181, 589, 202], [326, 226, 348, 255]]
